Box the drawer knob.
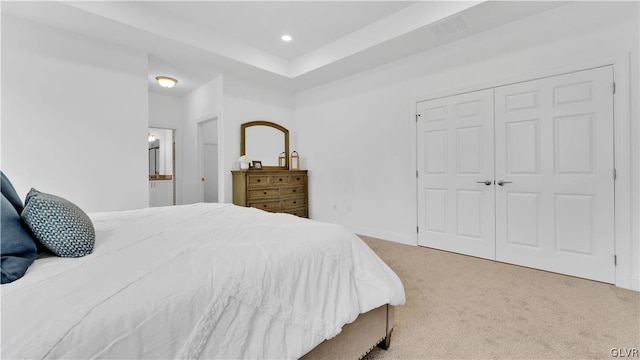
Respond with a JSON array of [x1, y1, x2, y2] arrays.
[[293, 201, 297, 204], [263, 205, 267, 208], [263, 191, 267, 195], [296, 177, 300, 180], [279, 178, 283, 181], [293, 189, 296, 193], [257, 179, 261, 182]]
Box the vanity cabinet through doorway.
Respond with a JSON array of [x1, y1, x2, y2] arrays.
[[149, 179, 173, 207]]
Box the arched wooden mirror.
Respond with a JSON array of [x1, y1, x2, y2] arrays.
[[240, 121, 289, 170]]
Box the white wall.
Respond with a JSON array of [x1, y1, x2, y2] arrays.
[[149, 92, 182, 129], [181, 75, 223, 204], [1, 15, 149, 212], [221, 76, 295, 202], [295, 2, 639, 288]]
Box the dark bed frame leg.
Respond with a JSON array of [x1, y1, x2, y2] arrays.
[[377, 304, 394, 350], [377, 328, 393, 350]]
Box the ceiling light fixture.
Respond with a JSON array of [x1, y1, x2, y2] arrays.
[[281, 35, 292, 42], [155, 76, 178, 88]]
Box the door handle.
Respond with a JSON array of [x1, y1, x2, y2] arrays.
[[497, 180, 512, 186], [476, 180, 492, 186]]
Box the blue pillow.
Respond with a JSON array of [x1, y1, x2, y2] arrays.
[[21, 189, 95, 258], [1, 194, 38, 284], [1, 171, 24, 213]]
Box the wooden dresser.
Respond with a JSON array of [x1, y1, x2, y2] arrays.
[[232, 170, 308, 218]]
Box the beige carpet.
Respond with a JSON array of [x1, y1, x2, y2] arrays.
[[359, 236, 640, 360]]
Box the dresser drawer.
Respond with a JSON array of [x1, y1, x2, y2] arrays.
[[247, 175, 270, 187], [290, 174, 306, 185], [271, 175, 290, 185], [249, 200, 280, 212], [248, 188, 280, 199], [282, 186, 305, 197], [282, 197, 306, 210], [284, 207, 308, 218]]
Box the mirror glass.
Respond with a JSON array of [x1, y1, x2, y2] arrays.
[[241, 121, 289, 169], [149, 139, 160, 175], [148, 127, 174, 177], [245, 127, 284, 166]]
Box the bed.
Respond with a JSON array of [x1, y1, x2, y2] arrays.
[[2, 202, 405, 359]]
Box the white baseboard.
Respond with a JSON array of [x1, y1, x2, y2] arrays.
[[630, 276, 640, 291]]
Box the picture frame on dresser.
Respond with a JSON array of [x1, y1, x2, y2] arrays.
[[252, 160, 263, 170]]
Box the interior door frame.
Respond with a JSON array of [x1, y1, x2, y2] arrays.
[[197, 114, 221, 203], [413, 54, 633, 290]]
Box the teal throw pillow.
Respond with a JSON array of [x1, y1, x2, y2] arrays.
[[21, 188, 94, 257]]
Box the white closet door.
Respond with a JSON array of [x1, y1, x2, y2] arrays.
[[494, 66, 615, 283], [417, 89, 496, 260]]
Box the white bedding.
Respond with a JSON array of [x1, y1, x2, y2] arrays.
[[1, 203, 405, 359]]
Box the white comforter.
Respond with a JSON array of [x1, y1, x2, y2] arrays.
[[1, 203, 405, 359]]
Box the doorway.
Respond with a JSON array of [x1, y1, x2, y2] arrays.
[[416, 66, 615, 283], [198, 118, 219, 203]]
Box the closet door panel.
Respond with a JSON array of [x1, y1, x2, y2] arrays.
[[417, 89, 495, 260], [494, 66, 615, 283]]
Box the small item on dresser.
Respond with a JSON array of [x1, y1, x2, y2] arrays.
[[252, 161, 263, 170], [239, 155, 251, 170], [278, 152, 286, 167], [290, 151, 300, 170]]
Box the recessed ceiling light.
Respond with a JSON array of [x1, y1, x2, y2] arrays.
[[281, 35, 292, 42]]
